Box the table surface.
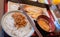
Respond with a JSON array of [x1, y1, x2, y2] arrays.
[[0, 0, 4, 37]]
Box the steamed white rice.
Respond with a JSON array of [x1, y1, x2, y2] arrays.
[[2, 12, 34, 37]]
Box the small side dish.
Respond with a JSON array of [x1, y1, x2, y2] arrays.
[[37, 15, 55, 32]]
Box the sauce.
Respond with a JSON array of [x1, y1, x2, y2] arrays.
[[37, 18, 50, 32]]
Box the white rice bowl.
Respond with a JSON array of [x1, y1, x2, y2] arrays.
[[1, 11, 34, 37]]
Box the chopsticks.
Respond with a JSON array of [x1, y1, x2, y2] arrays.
[[17, 0, 43, 37], [22, 10, 43, 37]]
